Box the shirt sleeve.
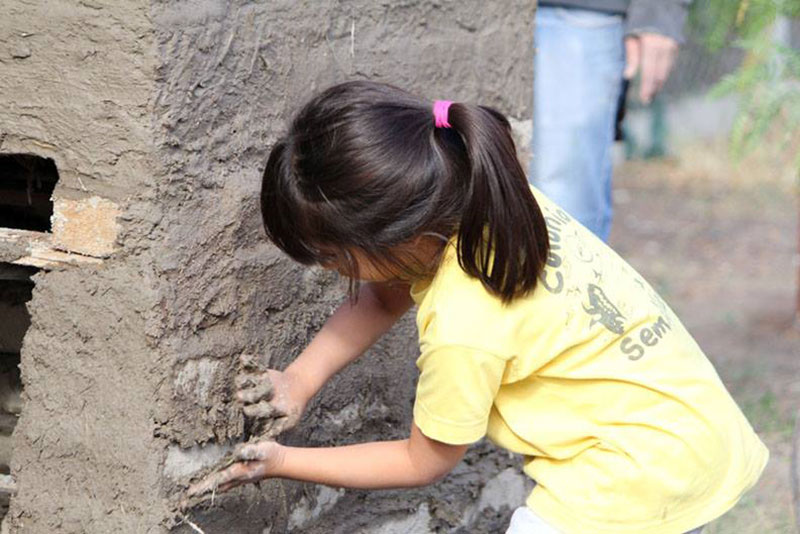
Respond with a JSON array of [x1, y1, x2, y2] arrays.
[[625, 0, 692, 43], [413, 344, 507, 445]]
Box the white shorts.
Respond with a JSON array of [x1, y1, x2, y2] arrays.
[[505, 507, 705, 534], [505, 507, 561, 534]]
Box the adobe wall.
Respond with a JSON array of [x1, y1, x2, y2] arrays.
[[0, 2, 534, 532]]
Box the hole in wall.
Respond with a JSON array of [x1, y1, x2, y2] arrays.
[[0, 154, 59, 232], [0, 263, 32, 520]]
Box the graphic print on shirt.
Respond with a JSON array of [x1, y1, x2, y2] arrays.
[[539, 202, 625, 336], [536, 194, 680, 361], [538, 204, 572, 295], [583, 284, 626, 335], [620, 315, 674, 361], [541, 198, 674, 362], [570, 228, 595, 263]]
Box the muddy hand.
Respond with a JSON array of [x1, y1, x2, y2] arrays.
[[235, 354, 305, 438], [185, 440, 283, 498]]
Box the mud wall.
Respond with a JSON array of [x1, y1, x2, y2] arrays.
[[0, 1, 534, 533], [0, 1, 167, 532]]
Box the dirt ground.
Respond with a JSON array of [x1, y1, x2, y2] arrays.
[[610, 141, 800, 534]]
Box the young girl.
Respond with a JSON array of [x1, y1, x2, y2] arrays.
[[188, 81, 768, 533]]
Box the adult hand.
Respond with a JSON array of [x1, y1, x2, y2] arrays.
[[624, 32, 679, 104], [186, 440, 285, 497], [235, 354, 308, 437]]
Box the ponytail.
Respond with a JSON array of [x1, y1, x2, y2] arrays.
[[445, 103, 549, 302]]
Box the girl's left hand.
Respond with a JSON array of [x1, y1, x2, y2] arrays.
[[186, 440, 285, 497]]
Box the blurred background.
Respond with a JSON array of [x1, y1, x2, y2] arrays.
[[609, 2, 799, 532]]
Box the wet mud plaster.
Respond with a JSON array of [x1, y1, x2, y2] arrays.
[[1, 1, 536, 532], [1, 1, 166, 533]]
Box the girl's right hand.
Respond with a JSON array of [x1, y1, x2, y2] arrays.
[[235, 354, 308, 437], [186, 440, 285, 497]]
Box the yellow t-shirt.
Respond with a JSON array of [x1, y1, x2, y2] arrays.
[[410, 188, 768, 534]]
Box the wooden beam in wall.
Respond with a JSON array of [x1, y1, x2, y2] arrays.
[[0, 228, 102, 269]]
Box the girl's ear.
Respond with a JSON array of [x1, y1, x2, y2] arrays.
[[407, 235, 446, 266], [409, 234, 435, 251]]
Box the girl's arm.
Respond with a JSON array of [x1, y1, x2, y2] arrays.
[[273, 423, 467, 488], [187, 423, 468, 495], [286, 280, 414, 406]]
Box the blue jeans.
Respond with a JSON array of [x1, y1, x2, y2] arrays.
[[530, 6, 625, 241]]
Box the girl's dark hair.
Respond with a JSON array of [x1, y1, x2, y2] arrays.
[[261, 81, 549, 302]]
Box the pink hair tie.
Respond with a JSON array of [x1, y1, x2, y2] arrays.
[[433, 100, 453, 128]]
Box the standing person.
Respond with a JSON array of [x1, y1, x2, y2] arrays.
[[187, 81, 767, 533], [532, 1, 691, 241]]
